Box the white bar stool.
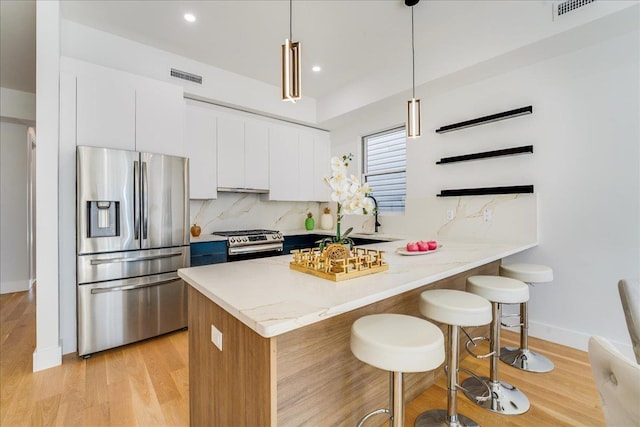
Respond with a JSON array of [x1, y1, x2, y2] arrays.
[[351, 313, 445, 427], [499, 263, 554, 373], [462, 275, 531, 415], [415, 289, 492, 427]]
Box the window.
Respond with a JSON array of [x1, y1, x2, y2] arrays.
[[362, 127, 406, 213]]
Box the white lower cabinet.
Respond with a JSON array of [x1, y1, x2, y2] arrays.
[[184, 100, 217, 200]]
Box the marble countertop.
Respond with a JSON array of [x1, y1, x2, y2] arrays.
[[281, 229, 400, 241], [189, 234, 228, 243], [189, 229, 400, 243], [178, 239, 536, 338]]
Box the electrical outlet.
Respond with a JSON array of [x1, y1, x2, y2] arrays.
[[446, 209, 455, 220], [483, 208, 492, 222], [211, 324, 223, 350]]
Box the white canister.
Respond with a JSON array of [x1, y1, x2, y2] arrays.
[[320, 209, 333, 230]]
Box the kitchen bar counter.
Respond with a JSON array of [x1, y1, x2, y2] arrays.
[[179, 239, 535, 337], [179, 239, 536, 426]]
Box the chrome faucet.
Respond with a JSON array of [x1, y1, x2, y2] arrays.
[[366, 195, 381, 233]]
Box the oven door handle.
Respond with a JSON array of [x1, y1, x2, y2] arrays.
[[228, 243, 283, 256]]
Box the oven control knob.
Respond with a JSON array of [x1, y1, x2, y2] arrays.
[[243, 237, 248, 242], [230, 237, 235, 243]]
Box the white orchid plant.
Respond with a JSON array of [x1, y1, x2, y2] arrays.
[[318, 153, 375, 249]]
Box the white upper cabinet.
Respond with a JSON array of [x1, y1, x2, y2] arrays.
[[217, 115, 270, 191], [313, 132, 331, 202], [217, 115, 245, 189], [76, 70, 136, 150], [135, 79, 185, 157], [70, 59, 185, 156], [244, 120, 270, 190], [268, 126, 299, 201], [268, 126, 331, 201], [184, 101, 217, 200], [298, 132, 315, 200]]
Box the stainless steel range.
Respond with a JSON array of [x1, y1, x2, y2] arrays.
[[212, 229, 284, 260]]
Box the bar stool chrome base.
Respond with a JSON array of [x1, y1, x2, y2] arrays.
[[500, 346, 554, 373], [415, 409, 480, 427], [460, 376, 530, 415]]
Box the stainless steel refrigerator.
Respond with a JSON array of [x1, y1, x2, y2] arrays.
[[76, 146, 190, 357]]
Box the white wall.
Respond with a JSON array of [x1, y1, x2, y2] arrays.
[[329, 29, 639, 357], [0, 121, 30, 294], [33, 0, 62, 372]]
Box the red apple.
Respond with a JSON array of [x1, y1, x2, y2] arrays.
[[417, 241, 430, 251], [427, 240, 438, 250], [406, 242, 419, 252]]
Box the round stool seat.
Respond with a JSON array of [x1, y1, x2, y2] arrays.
[[419, 289, 492, 326], [500, 263, 553, 283], [467, 275, 529, 304], [351, 314, 444, 373]]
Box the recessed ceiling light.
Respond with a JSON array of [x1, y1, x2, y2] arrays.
[[312, 65, 321, 72], [184, 13, 196, 23]]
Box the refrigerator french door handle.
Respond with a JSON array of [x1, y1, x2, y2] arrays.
[[90, 277, 179, 294], [142, 161, 149, 240], [89, 252, 184, 265], [133, 160, 140, 240]]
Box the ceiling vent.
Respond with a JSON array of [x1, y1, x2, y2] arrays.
[[554, 0, 596, 18], [170, 68, 203, 85]]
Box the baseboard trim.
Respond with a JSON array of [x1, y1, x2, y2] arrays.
[[33, 343, 62, 372], [502, 320, 635, 361], [0, 279, 31, 294]]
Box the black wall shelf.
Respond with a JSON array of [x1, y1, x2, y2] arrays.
[[435, 106, 533, 134], [437, 185, 534, 197], [436, 145, 533, 165]]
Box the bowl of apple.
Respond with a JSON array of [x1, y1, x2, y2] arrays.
[[396, 240, 441, 256]]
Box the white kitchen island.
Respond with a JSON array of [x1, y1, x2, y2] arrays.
[[178, 239, 536, 426]]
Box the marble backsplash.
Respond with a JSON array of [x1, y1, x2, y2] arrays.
[[190, 192, 537, 243], [339, 193, 538, 243], [190, 193, 323, 233]]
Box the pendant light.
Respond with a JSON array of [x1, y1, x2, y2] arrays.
[[406, 0, 421, 138], [282, 0, 301, 102]]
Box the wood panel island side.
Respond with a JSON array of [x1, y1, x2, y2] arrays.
[[178, 240, 536, 426]]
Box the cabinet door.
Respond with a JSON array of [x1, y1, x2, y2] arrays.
[[298, 132, 315, 202], [268, 126, 299, 201], [244, 120, 269, 190], [136, 79, 185, 157], [185, 101, 217, 199], [217, 115, 245, 189], [313, 132, 331, 202], [76, 71, 136, 150]]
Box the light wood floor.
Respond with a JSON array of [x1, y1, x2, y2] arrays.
[[1, 288, 605, 426]]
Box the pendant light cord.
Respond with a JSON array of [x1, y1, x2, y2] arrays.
[[289, 0, 293, 40], [411, 6, 415, 99]]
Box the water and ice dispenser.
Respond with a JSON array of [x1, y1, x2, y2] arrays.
[[86, 201, 119, 237]]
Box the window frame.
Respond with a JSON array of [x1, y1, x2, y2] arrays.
[[361, 126, 407, 214]]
